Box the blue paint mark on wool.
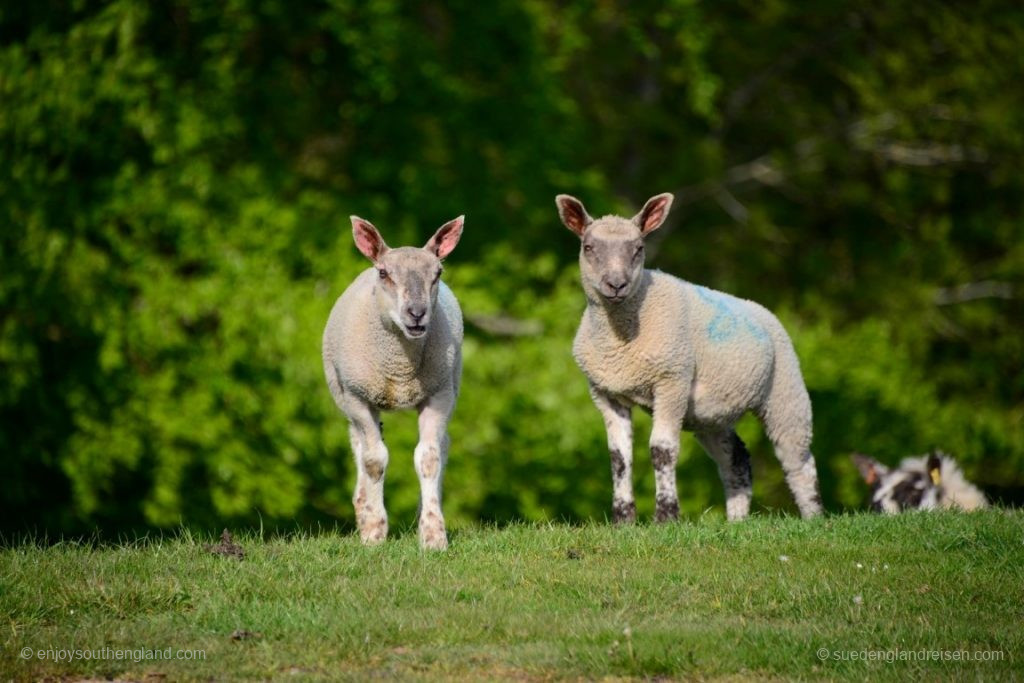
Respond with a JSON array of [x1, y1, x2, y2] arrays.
[[694, 286, 769, 345]]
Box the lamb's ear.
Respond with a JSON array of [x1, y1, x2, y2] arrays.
[[424, 215, 464, 260], [555, 194, 592, 237], [926, 453, 943, 486], [351, 216, 389, 263], [851, 453, 888, 486], [633, 192, 674, 235]]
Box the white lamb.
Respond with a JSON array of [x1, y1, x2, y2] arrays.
[[555, 193, 823, 522], [322, 215, 465, 550]]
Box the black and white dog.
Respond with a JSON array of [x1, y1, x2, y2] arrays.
[[852, 452, 988, 513]]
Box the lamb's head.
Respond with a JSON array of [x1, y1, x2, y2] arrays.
[[853, 451, 989, 513], [350, 215, 464, 340], [555, 193, 674, 304], [852, 452, 946, 513]]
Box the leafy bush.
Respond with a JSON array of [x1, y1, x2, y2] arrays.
[[2, 0, 1021, 536]]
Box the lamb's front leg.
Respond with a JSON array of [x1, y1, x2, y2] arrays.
[[341, 393, 389, 545], [650, 388, 687, 523], [591, 386, 635, 524], [415, 388, 455, 550]]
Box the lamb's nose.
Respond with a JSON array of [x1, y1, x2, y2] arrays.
[[605, 278, 628, 293], [406, 306, 427, 322]]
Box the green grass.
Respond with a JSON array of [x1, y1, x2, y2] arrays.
[[3, 511, 1022, 681]]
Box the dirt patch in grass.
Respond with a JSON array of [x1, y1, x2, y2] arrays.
[[203, 529, 244, 560], [230, 629, 261, 641]]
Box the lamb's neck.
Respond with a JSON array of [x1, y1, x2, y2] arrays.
[[370, 309, 429, 374], [586, 271, 651, 343]]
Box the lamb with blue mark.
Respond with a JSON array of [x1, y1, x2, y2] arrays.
[[695, 285, 771, 346], [556, 192, 823, 522]]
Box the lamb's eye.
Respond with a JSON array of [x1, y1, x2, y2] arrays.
[[634, 244, 644, 258], [432, 269, 442, 283], [378, 269, 389, 280], [583, 244, 593, 253]]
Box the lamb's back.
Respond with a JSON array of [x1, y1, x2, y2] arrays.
[[683, 281, 778, 424]]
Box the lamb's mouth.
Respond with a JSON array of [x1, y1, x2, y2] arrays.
[[603, 293, 627, 304], [404, 324, 427, 337]]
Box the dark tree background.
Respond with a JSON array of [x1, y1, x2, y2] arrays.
[[2, 0, 1021, 536]]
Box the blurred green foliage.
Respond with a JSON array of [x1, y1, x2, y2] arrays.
[[2, 0, 1022, 536]]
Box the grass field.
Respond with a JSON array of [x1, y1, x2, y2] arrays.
[[3, 511, 1022, 681]]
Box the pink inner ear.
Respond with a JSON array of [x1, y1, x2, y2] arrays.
[[567, 211, 585, 232], [436, 232, 458, 259], [558, 199, 589, 235], [641, 200, 669, 232], [353, 220, 383, 261], [432, 217, 464, 259]]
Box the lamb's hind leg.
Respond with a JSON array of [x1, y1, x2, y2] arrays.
[[773, 439, 821, 518], [415, 388, 455, 550], [696, 430, 753, 521], [759, 398, 822, 519], [341, 393, 389, 544], [777, 442, 821, 518]]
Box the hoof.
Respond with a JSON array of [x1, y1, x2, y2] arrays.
[[359, 518, 388, 545], [420, 527, 448, 551], [612, 499, 637, 524], [725, 498, 752, 521], [654, 498, 679, 523]]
